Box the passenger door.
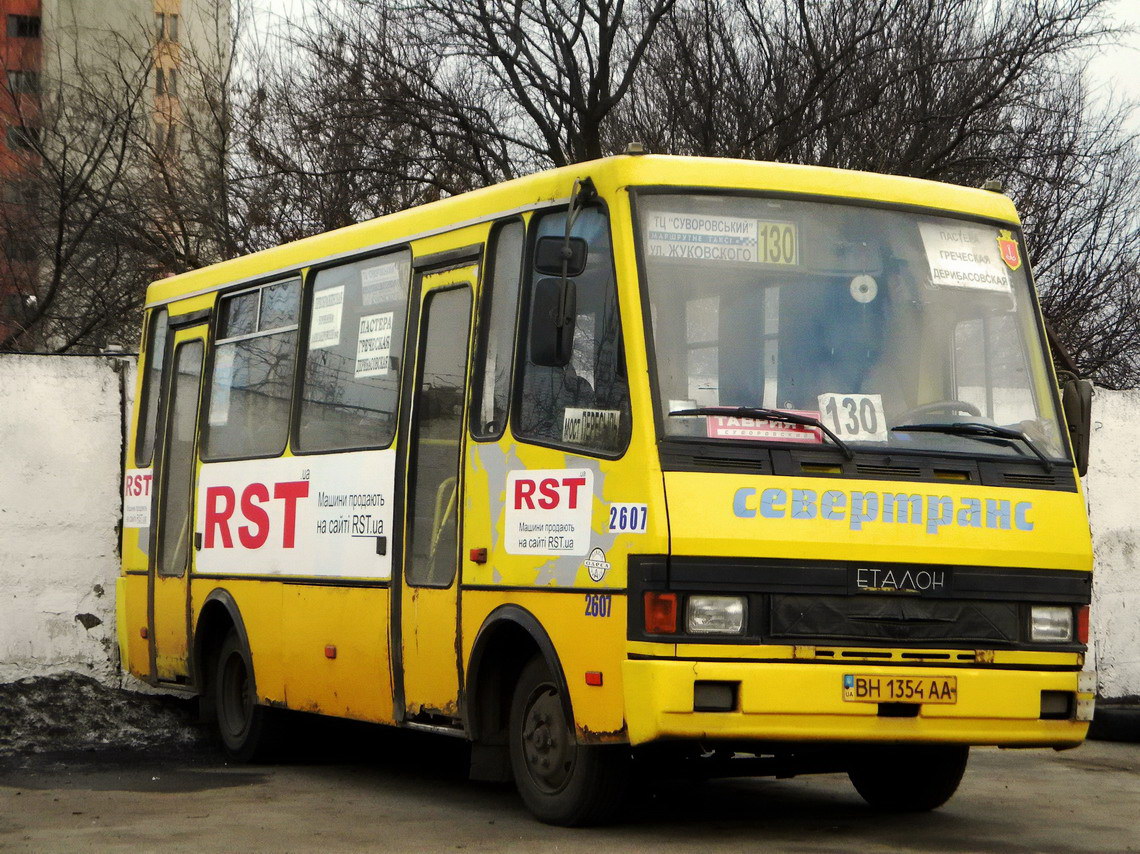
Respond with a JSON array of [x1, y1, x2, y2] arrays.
[[396, 264, 476, 724], [148, 321, 208, 683]]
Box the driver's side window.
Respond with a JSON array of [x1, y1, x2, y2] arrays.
[[515, 207, 631, 455]]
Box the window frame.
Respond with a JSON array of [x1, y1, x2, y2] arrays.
[[509, 198, 633, 460], [6, 70, 39, 95], [198, 276, 303, 463], [7, 15, 41, 38], [135, 306, 171, 468], [289, 244, 414, 456], [469, 216, 525, 442], [404, 282, 474, 590]]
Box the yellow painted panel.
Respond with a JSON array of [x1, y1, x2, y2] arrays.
[[191, 579, 285, 704], [152, 575, 189, 680], [281, 585, 393, 723], [401, 584, 460, 717], [623, 659, 1089, 747], [461, 589, 628, 738], [666, 472, 1093, 571], [117, 575, 150, 680]]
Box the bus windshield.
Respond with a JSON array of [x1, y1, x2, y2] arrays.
[[636, 192, 1069, 463]]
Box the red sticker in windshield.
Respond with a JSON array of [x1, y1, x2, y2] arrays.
[[997, 230, 1022, 271], [706, 411, 824, 443]]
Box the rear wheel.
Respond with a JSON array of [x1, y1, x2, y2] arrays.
[[508, 656, 629, 826], [847, 745, 969, 811], [214, 629, 283, 763]]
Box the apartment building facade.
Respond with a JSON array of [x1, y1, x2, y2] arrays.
[[0, 0, 228, 350]]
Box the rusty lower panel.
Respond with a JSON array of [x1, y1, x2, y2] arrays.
[[577, 724, 628, 745]]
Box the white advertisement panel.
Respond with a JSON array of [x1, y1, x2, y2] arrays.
[[195, 450, 395, 579], [504, 468, 594, 556]]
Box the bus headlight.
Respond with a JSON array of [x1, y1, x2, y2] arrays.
[[1030, 606, 1073, 642], [686, 595, 746, 635]]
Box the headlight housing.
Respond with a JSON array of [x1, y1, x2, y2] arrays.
[[1030, 606, 1073, 642], [686, 595, 746, 635]]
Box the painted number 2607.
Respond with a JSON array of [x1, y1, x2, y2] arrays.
[[584, 593, 612, 618], [608, 503, 648, 533]]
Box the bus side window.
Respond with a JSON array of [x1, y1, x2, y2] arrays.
[[135, 307, 169, 466], [516, 207, 631, 455], [471, 219, 524, 439], [296, 249, 412, 452], [203, 278, 301, 460]]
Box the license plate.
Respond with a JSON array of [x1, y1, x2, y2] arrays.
[[843, 674, 957, 704]]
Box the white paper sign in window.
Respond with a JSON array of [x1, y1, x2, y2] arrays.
[[818, 392, 888, 442], [646, 212, 761, 263], [354, 311, 394, 378], [919, 223, 1011, 293], [563, 407, 621, 447], [360, 262, 401, 306], [309, 285, 344, 350]]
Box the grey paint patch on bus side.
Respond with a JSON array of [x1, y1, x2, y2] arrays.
[[531, 455, 618, 588], [469, 445, 618, 588], [469, 442, 523, 584]]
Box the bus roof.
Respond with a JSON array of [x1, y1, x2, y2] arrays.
[[145, 154, 1021, 308]]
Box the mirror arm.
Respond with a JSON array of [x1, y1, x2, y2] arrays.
[[555, 177, 597, 327], [1042, 315, 1080, 377]]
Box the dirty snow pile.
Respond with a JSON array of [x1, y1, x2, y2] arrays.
[[0, 674, 207, 757]]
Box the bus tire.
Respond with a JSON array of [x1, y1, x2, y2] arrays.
[[508, 656, 629, 826], [215, 629, 283, 763], [847, 745, 969, 811]]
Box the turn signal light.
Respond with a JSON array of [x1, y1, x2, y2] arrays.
[[644, 592, 678, 634], [1077, 606, 1090, 645]]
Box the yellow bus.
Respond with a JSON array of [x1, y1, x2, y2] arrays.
[[119, 152, 1096, 825]]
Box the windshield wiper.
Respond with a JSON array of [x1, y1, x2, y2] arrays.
[[890, 422, 1054, 472], [669, 406, 854, 460]]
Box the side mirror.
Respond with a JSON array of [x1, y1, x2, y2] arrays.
[[1061, 377, 1093, 476], [535, 236, 588, 277], [529, 276, 576, 367]]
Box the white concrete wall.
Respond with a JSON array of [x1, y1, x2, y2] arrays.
[[0, 354, 134, 685], [0, 358, 1137, 701], [1085, 388, 1140, 701]]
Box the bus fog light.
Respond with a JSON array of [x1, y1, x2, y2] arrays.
[[1031, 606, 1073, 642], [686, 595, 746, 635]]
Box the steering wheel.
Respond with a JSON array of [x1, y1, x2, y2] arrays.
[[898, 399, 982, 422]]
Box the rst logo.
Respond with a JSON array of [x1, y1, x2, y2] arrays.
[[124, 471, 153, 497], [512, 473, 588, 511], [504, 469, 594, 557], [203, 481, 310, 549]]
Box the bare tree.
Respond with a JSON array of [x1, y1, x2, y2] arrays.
[[0, 1, 236, 353]]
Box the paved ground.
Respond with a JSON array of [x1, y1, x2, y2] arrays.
[[0, 726, 1137, 854]]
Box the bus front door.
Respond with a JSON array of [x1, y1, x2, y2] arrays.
[[148, 322, 208, 683], [396, 266, 475, 724]]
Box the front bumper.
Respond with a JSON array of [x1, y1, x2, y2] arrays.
[[622, 659, 1093, 747]]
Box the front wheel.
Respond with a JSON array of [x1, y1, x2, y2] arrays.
[[508, 656, 629, 826], [847, 745, 969, 811]]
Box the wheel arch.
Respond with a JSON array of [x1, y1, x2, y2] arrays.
[[465, 604, 572, 745], [193, 588, 254, 710]]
